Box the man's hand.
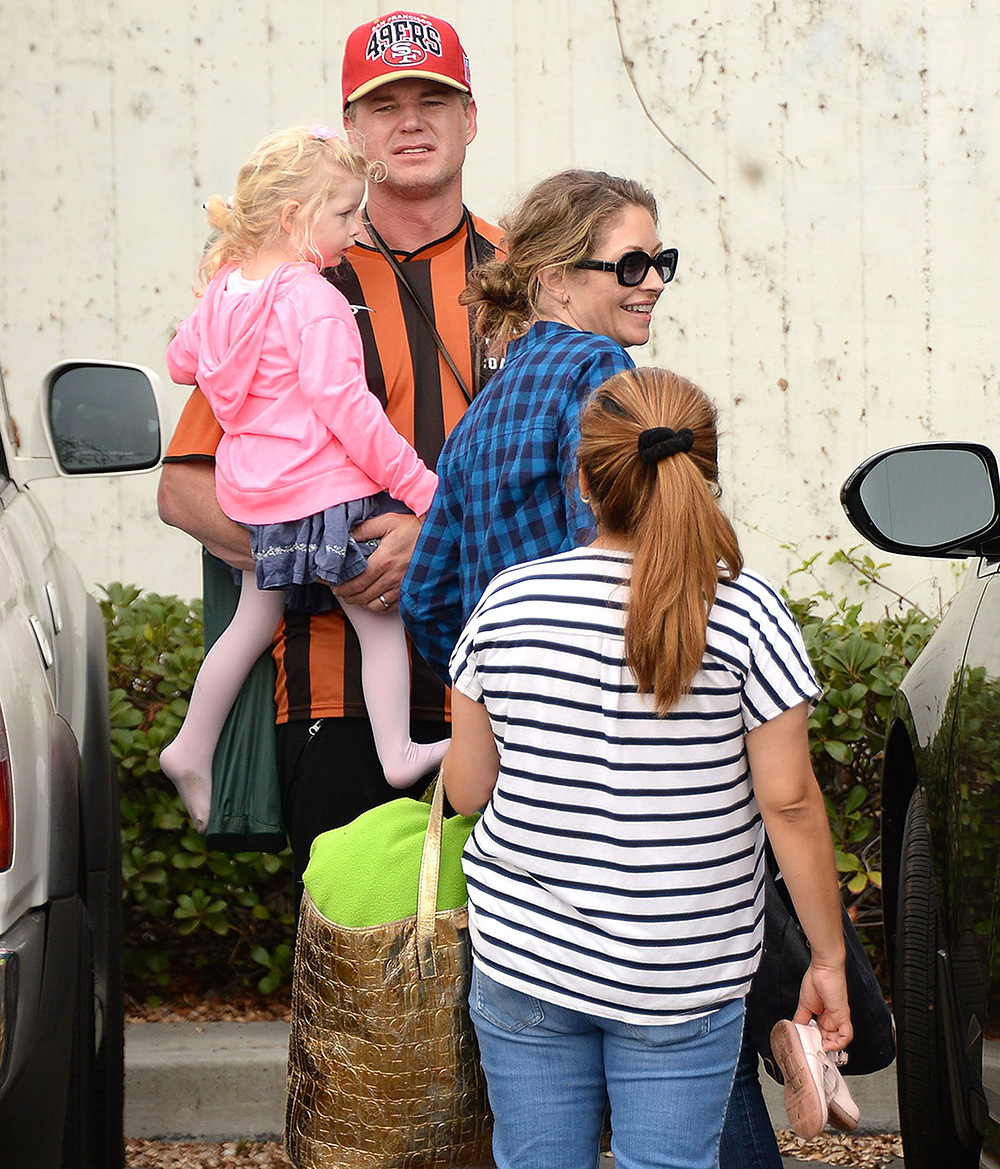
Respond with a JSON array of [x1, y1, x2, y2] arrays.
[[333, 512, 422, 612]]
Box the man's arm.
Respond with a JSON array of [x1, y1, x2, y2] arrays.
[[157, 459, 255, 572]]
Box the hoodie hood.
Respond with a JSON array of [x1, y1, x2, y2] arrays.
[[195, 262, 312, 422]]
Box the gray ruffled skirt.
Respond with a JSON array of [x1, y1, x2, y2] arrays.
[[247, 491, 408, 614]]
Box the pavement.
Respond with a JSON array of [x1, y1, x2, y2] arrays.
[[125, 1020, 904, 1164]]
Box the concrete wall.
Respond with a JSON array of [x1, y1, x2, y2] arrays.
[[1, 1, 996, 609]]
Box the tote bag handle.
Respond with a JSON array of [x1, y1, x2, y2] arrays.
[[415, 778, 447, 978]]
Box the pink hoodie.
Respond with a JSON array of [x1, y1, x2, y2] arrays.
[[166, 262, 438, 525]]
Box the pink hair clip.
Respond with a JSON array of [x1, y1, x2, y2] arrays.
[[309, 122, 338, 141]]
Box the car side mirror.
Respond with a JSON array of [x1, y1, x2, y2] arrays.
[[43, 361, 163, 475], [841, 442, 1000, 558]]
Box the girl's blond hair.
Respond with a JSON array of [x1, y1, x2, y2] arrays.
[[199, 124, 380, 286], [459, 169, 658, 357], [576, 367, 743, 714]]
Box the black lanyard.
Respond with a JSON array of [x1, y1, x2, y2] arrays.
[[362, 208, 488, 405]]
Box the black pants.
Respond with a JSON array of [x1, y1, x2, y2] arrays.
[[275, 716, 445, 887]]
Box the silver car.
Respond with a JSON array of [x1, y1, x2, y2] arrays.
[[0, 361, 162, 1167]]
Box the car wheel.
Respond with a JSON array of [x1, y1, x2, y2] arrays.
[[62, 741, 125, 1169], [84, 755, 126, 1169], [894, 791, 979, 1168], [61, 916, 95, 1168], [90, 842, 126, 1169]]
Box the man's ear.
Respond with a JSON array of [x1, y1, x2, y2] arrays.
[[465, 98, 478, 146]]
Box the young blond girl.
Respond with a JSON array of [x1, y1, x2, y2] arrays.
[[160, 124, 447, 832]]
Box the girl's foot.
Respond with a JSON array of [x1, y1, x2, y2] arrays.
[[381, 737, 450, 790], [158, 741, 212, 833]]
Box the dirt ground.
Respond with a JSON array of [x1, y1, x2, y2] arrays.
[[125, 1131, 905, 1167], [125, 989, 904, 1167]]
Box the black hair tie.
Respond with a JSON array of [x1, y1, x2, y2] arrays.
[[637, 427, 695, 466]]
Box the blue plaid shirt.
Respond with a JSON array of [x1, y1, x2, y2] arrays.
[[400, 320, 633, 683]]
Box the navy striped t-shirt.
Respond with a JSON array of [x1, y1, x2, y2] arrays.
[[449, 547, 820, 1025]]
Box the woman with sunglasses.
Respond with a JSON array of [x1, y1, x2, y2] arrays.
[[400, 168, 676, 681]]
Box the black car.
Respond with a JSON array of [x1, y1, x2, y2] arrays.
[[842, 442, 1000, 1169]]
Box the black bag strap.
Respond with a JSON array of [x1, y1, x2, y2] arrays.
[[746, 849, 895, 1081], [362, 207, 488, 406]]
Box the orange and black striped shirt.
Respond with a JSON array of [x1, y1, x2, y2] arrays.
[[163, 210, 502, 723]]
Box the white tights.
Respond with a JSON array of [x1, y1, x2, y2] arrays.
[[158, 571, 448, 832]]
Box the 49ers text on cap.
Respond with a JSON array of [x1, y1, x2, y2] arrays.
[[342, 12, 472, 107]]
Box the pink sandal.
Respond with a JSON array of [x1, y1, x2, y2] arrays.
[[769, 1019, 860, 1139]]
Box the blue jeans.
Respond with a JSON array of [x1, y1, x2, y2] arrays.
[[719, 1035, 782, 1169], [469, 964, 745, 1169]]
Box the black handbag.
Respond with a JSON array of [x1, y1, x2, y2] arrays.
[[744, 858, 895, 1082]]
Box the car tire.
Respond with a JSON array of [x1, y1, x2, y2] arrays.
[[61, 911, 95, 1168], [894, 791, 979, 1168], [90, 834, 126, 1169], [62, 744, 125, 1168], [84, 757, 126, 1169]]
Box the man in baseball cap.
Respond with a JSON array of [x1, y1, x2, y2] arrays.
[[342, 10, 472, 107], [341, 11, 477, 208], [158, 11, 501, 888]]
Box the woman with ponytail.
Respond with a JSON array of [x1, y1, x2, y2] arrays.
[[441, 367, 852, 1169]]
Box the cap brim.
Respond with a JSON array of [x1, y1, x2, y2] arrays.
[[345, 71, 471, 106]]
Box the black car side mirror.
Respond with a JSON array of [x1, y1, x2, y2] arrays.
[[841, 442, 1000, 558]]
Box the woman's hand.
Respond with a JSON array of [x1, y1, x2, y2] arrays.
[[795, 961, 853, 1052]]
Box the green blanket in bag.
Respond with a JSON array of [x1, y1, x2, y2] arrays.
[[303, 796, 479, 928]]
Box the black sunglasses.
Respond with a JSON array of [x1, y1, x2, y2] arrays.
[[574, 248, 679, 287]]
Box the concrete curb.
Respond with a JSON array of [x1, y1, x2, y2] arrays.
[[126, 1022, 288, 1141], [125, 1020, 900, 1143]]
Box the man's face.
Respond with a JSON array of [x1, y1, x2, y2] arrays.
[[345, 79, 477, 200]]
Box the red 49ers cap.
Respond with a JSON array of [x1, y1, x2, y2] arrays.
[[342, 11, 472, 108]]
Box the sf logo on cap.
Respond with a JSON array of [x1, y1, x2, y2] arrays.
[[386, 41, 427, 66], [366, 16, 444, 65]]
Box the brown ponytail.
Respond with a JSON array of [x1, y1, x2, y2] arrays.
[[576, 367, 743, 714], [459, 259, 532, 356]]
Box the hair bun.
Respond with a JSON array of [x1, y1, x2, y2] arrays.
[[203, 194, 231, 232], [479, 259, 527, 310]]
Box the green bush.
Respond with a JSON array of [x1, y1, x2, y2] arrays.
[[782, 548, 941, 960], [101, 583, 295, 1005], [103, 551, 944, 1001]]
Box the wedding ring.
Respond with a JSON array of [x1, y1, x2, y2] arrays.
[[378, 594, 390, 609]]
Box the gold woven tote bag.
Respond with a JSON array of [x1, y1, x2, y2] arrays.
[[285, 781, 494, 1168]]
